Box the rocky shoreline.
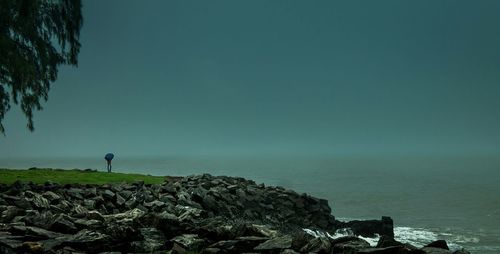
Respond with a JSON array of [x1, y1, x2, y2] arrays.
[[0, 173, 469, 253]]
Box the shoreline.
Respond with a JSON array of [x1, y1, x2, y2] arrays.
[[0, 169, 468, 253]]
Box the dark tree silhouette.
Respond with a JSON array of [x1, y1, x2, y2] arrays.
[[0, 0, 83, 134]]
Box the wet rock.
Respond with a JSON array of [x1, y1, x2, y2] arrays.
[[50, 214, 78, 234], [254, 235, 293, 251], [130, 227, 166, 252], [73, 219, 102, 230], [332, 236, 371, 253], [66, 188, 84, 200], [102, 189, 115, 199], [170, 234, 206, 253], [421, 247, 453, 254], [280, 249, 300, 254], [357, 246, 417, 254], [115, 193, 126, 206], [299, 236, 332, 253], [72, 204, 88, 218], [336, 216, 394, 238], [42, 191, 61, 204], [86, 210, 105, 221], [21, 241, 43, 253], [63, 229, 110, 253], [23, 210, 53, 229], [11, 225, 65, 240], [104, 208, 145, 223], [424, 240, 449, 250], [1, 206, 25, 223], [83, 199, 96, 209], [377, 235, 404, 248]]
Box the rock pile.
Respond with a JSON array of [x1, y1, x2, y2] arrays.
[[0, 173, 467, 253]]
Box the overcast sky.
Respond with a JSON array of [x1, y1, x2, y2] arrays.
[[1, 0, 500, 158]]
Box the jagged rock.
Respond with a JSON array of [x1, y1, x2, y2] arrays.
[[42, 191, 61, 204], [73, 218, 102, 230], [102, 189, 115, 199], [332, 236, 371, 253], [83, 199, 96, 209], [50, 214, 78, 234], [72, 204, 89, 218], [1, 206, 25, 223], [10, 225, 65, 239], [422, 247, 453, 254], [177, 205, 204, 222], [424, 240, 449, 250], [170, 234, 206, 253], [452, 249, 471, 254], [86, 210, 105, 221], [254, 235, 293, 251], [201, 247, 221, 253], [24, 210, 53, 229], [66, 188, 84, 200], [115, 193, 126, 206], [299, 236, 332, 253], [63, 229, 110, 253], [104, 208, 145, 223], [130, 227, 166, 252], [357, 246, 418, 253], [377, 235, 404, 248], [21, 241, 43, 253], [336, 216, 394, 238], [280, 249, 300, 254]]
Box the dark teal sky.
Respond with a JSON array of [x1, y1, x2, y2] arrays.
[[1, 0, 500, 158]]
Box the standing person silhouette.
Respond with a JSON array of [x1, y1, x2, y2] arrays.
[[105, 153, 114, 173]]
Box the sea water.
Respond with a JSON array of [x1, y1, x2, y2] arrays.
[[1, 155, 499, 253]]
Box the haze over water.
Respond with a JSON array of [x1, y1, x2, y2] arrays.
[[1, 0, 500, 253]]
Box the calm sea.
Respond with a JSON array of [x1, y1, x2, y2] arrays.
[[1, 155, 499, 253]]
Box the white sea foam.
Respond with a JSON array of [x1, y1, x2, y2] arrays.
[[304, 225, 471, 251], [394, 226, 438, 247], [303, 228, 380, 246]]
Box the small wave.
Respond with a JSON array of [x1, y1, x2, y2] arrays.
[[394, 226, 439, 247], [303, 228, 380, 246], [305, 226, 476, 252]]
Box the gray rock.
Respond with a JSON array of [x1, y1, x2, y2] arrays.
[[424, 240, 449, 250], [72, 204, 89, 218], [170, 234, 206, 253], [201, 247, 222, 254], [42, 191, 62, 203], [63, 229, 110, 253], [280, 249, 300, 254], [299, 236, 332, 253], [254, 235, 293, 250], [104, 208, 145, 223], [422, 247, 453, 254], [1, 206, 24, 223], [23, 210, 53, 229], [377, 235, 404, 248], [66, 188, 84, 199], [115, 193, 126, 206], [332, 237, 371, 253], [119, 190, 133, 200], [50, 214, 78, 234], [73, 218, 102, 230], [83, 199, 96, 209], [130, 227, 166, 252], [102, 189, 115, 199], [86, 210, 105, 221], [11, 225, 65, 239]]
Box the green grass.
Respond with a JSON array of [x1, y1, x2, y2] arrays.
[[0, 168, 166, 185]]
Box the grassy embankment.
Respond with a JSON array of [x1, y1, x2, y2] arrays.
[[0, 168, 166, 185]]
